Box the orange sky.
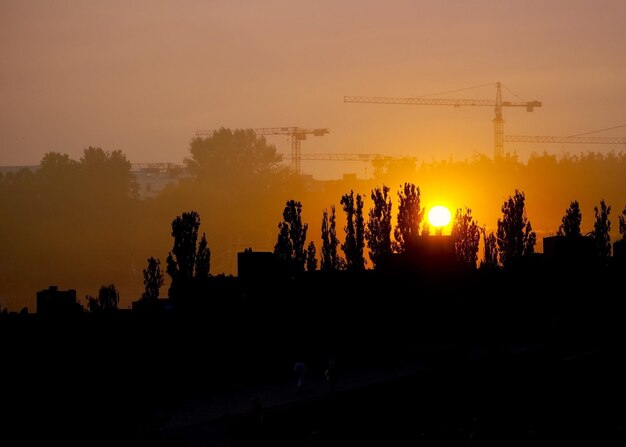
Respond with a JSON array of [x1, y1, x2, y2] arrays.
[[1, 0, 625, 179]]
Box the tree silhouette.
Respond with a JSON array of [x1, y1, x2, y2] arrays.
[[393, 183, 425, 253], [274, 200, 308, 273], [39, 152, 79, 179], [451, 207, 481, 270], [557, 200, 582, 237], [365, 185, 393, 269], [592, 198, 611, 258], [79, 146, 139, 200], [167, 211, 200, 280], [195, 234, 211, 280], [321, 205, 344, 271], [340, 191, 366, 271], [496, 190, 536, 269], [100, 284, 120, 311], [85, 295, 97, 313], [480, 228, 499, 271], [1, 148, 138, 318], [306, 241, 318, 272], [166, 211, 211, 301], [142, 257, 164, 301], [86, 284, 120, 313], [186, 127, 284, 181], [36, 152, 81, 213], [618, 206, 626, 241]]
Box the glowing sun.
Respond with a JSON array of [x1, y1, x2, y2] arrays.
[[428, 205, 452, 229]]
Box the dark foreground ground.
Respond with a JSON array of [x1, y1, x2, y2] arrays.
[[2, 325, 625, 446], [134, 341, 626, 447], [3, 265, 624, 446]]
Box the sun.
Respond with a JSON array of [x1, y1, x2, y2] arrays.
[[427, 205, 452, 229]]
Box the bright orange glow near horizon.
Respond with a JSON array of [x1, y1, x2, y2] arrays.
[[0, 0, 625, 313], [428, 205, 452, 232]]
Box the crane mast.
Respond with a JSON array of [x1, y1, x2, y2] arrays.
[[252, 127, 329, 175], [344, 82, 542, 159]]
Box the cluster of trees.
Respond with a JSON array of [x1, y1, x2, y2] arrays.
[[75, 188, 624, 312], [177, 132, 625, 278], [556, 199, 617, 258], [270, 187, 623, 276], [0, 146, 142, 311], [1, 128, 625, 311], [85, 284, 120, 313]]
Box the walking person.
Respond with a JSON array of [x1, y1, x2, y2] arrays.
[[324, 356, 338, 392], [294, 361, 307, 390], [244, 393, 264, 444]]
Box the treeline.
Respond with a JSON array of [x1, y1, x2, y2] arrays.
[[1, 128, 625, 310]]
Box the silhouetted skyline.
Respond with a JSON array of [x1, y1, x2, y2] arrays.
[[0, 138, 624, 312], [2, 3, 626, 445]]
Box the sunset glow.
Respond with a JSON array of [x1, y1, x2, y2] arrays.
[[0, 2, 625, 443], [0, 1, 624, 309], [428, 205, 452, 229]]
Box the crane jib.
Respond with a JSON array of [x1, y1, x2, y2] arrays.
[[343, 84, 543, 160], [344, 96, 541, 109]]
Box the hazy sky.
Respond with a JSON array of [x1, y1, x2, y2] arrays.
[[2, 0, 625, 179]]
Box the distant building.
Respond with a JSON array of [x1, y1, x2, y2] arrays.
[[131, 297, 173, 313], [36, 286, 83, 316], [0, 165, 39, 176], [380, 235, 459, 274], [543, 235, 596, 269], [406, 235, 458, 273], [130, 163, 190, 199], [237, 249, 287, 281], [0, 163, 190, 200]]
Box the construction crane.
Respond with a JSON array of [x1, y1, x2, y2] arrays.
[[299, 153, 388, 161], [196, 127, 329, 175], [298, 153, 416, 178], [505, 123, 626, 153], [505, 134, 626, 147], [254, 127, 329, 174], [344, 82, 541, 160]]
